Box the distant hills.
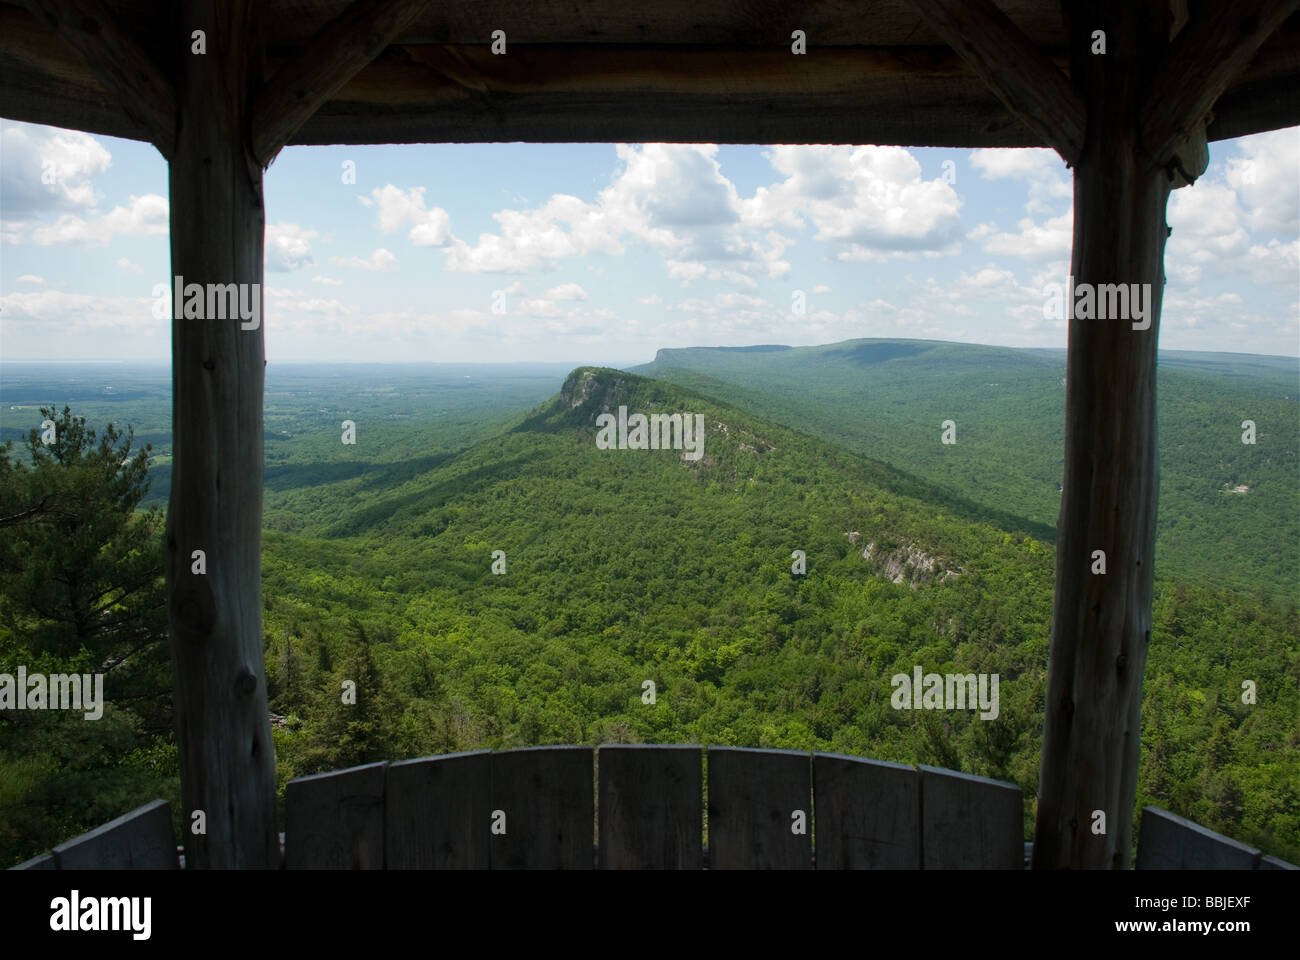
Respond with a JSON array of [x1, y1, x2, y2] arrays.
[[633, 339, 1299, 599]]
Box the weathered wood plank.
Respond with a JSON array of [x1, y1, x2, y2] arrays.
[[385, 751, 491, 868], [2, 3, 1296, 150], [598, 744, 702, 869], [260, 0, 1068, 48], [251, 0, 435, 165], [285, 762, 386, 869], [707, 747, 811, 869], [51, 799, 177, 869], [1141, 0, 1299, 167], [1135, 807, 1261, 870], [813, 754, 918, 868], [919, 766, 1021, 869], [1260, 854, 1299, 870], [16, 0, 175, 156], [905, 0, 1085, 161], [489, 747, 593, 869], [10, 852, 57, 870]]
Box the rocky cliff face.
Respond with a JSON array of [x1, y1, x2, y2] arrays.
[[860, 539, 961, 587]]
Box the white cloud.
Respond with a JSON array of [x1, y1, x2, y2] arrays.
[[15, 194, 168, 246], [1224, 128, 1299, 235], [0, 124, 111, 214], [116, 257, 143, 274], [519, 297, 564, 317], [266, 222, 319, 272], [812, 284, 830, 294], [0, 289, 164, 351], [740, 145, 964, 260], [16, 274, 44, 285], [369, 185, 452, 246], [637, 294, 662, 305], [970, 147, 1072, 216], [311, 275, 343, 286], [329, 248, 398, 272], [666, 260, 708, 282], [546, 282, 587, 301], [444, 144, 789, 278], [970, 211, 1073, 259]]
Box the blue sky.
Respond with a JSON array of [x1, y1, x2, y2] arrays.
[[2, 120, 1296, 364]]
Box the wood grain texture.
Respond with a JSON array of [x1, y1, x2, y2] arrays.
[[1134, 807, 1262, 869], [251, 0, 434, 165], [918, 766, 1022, 869], [385, 751, 491, 868], [598, 744, 702, 868], [1142, 0, 1299, 166], [489, 747, 593, 869], [906, 0, 1085, 161], [17, 0, 174, 156], [1260, 854, 1300, 870], [11, 852, 57, 870], [164, 0, 280, 869], [1033, 0, 1172, 871], [707, 747, 811, 869], [51, 799, 178, 869], [813, 754, 918, 868], [285, 762, 386, 869], [253, 0, 1067, 48], [2, 4, 1296, 150]]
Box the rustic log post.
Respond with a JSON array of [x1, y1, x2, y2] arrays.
[[165, 0, 278, 869], [1032, 0, 1172, 869]]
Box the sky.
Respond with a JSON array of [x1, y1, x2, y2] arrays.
[[1, 119, 1297, 365]]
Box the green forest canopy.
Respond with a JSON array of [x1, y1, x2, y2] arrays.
[[0, 346, 1295, 866]]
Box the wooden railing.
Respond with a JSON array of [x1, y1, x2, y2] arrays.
[[10, 746, 1298, 870]]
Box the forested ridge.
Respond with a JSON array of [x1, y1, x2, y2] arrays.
[[1, 350, 1296, 866], [636, 339, 1300, 599]]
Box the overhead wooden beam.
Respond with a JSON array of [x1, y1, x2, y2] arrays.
[[1141, 0, 1299, 168], [18, 0, 175, 158], [905, 0, 1086, 163], [251, 0, 434, 167]]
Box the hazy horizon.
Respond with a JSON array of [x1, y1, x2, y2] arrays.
[[3, 121, 1296, 364]]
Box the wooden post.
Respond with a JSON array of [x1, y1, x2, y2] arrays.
[[165, 0, 278, 869], [1032, 0, 1171, 869]]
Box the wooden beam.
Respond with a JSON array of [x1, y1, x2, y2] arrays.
[[251, 0, 434, 167], [18, 0, 175, 158], [1142, 0, 1298, 167], [905, 0, 1086, 162], [3, 0, 1297, 148], [166, 0, 278, 869], [1033, 0, 1171, 870]]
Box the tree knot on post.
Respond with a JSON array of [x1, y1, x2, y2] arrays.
[[1116, 652, 1128, 675], [203, 358, 215, 371], [236, 667, 257, 696]]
